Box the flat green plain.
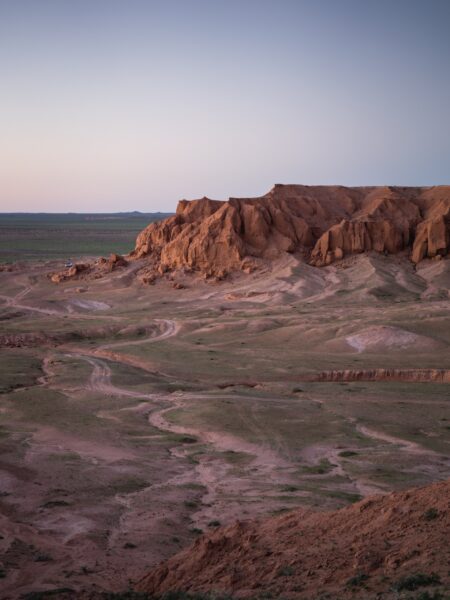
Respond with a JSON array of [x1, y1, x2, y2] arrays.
[[0, 212, 171, 262]]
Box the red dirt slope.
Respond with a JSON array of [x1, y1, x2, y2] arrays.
[[136, 479, 450, 599]]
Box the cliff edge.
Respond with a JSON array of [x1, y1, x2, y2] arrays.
[[130, 185, 450, 277]]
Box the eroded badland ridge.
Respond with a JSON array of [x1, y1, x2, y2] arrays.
[[131, 184, 450, 276], [0, 185, 449, 599]]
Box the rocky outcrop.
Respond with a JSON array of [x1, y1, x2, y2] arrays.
[[411, 212, 450, 263], [131, 185, 450, 276], [49, 262, 90, 283], [49, 253, 129, 284], [136, 479, 450, 599], [299, 368, 450, 383], [96, 253, 128, 272]]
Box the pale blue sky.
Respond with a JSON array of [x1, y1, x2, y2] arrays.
[[0, 0, 449, 212]]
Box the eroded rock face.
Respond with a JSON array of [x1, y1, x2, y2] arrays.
[[299, 368, 450, 383], [412, 214, 450, 263], [131, 185, 450, 276], [49, 263, 90, 283]]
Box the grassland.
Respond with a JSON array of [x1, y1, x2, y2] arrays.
[[0, 213, 171, 262]]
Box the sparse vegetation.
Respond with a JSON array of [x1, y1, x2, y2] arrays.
[[394, 572, 441, 591], [423, 508, 439, 521], [302, 458, 335, 475], [280, 485, 299, 492], [277, 565, 295, 577], [21, 589, 75, 599], [411, 592, 445, 600], [40, 500, 71, 508], [207, 520, 221, 527], [346, 572, 369, 587], [34, 553, 52, 562]]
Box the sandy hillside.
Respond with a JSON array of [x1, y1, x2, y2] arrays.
[[137, 479, 450, 599]]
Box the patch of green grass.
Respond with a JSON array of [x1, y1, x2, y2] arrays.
[[302, 458, 335, 475], [325, 490, 362, 504], [0, 350, 42, 393], [338, 450, 358, 458], [180, 483, 206, 491], [0, 212, 171, 262], [222, 450, 253, 465], [164, 433, 198, 445], [107, 477, 149, 495]]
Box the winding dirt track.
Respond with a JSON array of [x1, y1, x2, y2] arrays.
[[98, 319, 180, 350], [0, 284, 118, 319], [66, 319, 180, 396], [0, 287, 62, 316], [80, 356, 155, 398], [356, 424, 438, 456]]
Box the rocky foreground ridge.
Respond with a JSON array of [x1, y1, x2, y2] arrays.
[[131, 184, 450, 277], [136, 479, 450, 599]]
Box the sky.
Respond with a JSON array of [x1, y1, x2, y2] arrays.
[[0, 0, 449, 213]]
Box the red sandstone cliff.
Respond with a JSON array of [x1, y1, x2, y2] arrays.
[[131, 185, 450, 276]]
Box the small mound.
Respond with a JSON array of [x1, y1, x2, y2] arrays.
[[67, 298, 110, 312], [136, 480, 450, 599], [345, 325, 440, 353]]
